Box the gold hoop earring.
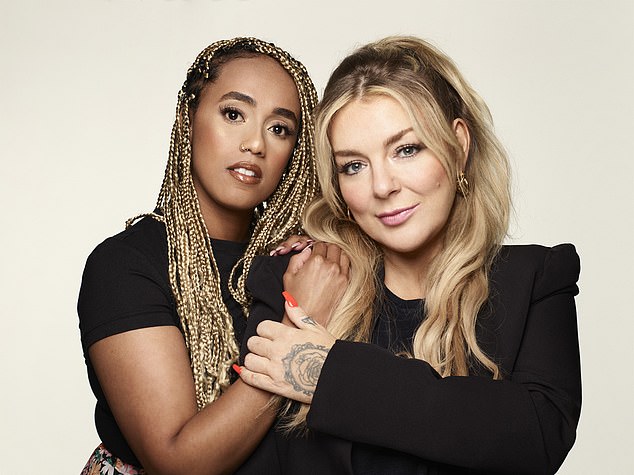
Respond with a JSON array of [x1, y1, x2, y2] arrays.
[[240, 144, 250, 153], [457, 171, 470, 198], [346, 207, 355, 221]]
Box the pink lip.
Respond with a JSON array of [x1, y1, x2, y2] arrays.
[[377, 204, 419, 226], [226, 161, 263, 184]]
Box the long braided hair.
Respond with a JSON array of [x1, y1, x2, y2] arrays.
[[129, 38, 318, 409]]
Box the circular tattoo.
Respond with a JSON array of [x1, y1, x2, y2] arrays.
[[282, 342, 329, 397]]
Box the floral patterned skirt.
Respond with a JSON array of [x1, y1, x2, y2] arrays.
[[81, 444, 146, 475]]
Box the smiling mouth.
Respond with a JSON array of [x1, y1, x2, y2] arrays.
[[377, 204, 419, 226], [233, 167, 256, 177], [227, 161, 262, 184]]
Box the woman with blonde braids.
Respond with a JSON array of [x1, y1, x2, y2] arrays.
[[78, 37, 348, 474], [239, 36, 581, 474]]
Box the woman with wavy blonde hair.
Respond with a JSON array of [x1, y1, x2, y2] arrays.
[[239, 36, 581, 474], [77, 37, 348, 475]]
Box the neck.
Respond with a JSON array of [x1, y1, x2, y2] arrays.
[[198, 201, 253, 242], [382, 239, 443, 300]]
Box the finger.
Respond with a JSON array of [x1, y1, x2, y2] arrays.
[[339, 251, 351, 278], [272, 235, 312, 256], [269, 239, 294, 256], [246, 335, 272, 358], [238, 365, 279, 393], [325, 243, 342, 263], [269, 245, 285, 256], [310, 241, 328, 257], [291, 235, 314, 252], [255, 320, 286, 339], [243, 352, 271, 375], [283, 300, 322, 330], [286, 245, 312, 274]]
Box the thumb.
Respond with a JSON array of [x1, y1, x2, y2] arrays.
[[282, 291, 321, 329]]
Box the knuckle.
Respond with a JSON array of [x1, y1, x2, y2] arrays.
[[312, 254, 325, 265]]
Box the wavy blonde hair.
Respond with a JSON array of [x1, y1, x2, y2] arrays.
[[128, 38, 318, 410], [307, 36, 510, 387]]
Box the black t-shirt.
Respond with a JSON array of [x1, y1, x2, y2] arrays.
[[78, 217, 247, 466], [353, 285, 430, 474]]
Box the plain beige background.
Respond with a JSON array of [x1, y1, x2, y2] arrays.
[[1, 0, 632, 473]]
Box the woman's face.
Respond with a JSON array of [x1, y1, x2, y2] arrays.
[[190, 55, 300, 225], [330, 95, 458, 262]]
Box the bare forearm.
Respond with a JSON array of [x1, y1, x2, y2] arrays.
[[142, 380, 275, 475]]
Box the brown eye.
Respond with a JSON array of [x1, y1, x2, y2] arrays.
[[269, 123, 292, 137], [221, 106, 243, 122]]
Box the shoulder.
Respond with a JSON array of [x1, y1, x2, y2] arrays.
[[84, 217, 168, 276], [493, 243, 580, 301], [78, 217, 176, 351]]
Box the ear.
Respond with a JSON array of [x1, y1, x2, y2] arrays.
[[452, 118, 470, 170]]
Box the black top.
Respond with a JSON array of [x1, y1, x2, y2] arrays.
[[77, 217, 247, 466], [239, 244, 582, 474]]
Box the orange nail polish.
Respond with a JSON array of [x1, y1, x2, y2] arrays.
[[282, 291, 298, 307], [232, 364, 242, 375]]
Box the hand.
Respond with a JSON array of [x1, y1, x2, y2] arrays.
[[269, 234, 314, 256], [239, 296, 336, 404], [283, 242, 350, 327]]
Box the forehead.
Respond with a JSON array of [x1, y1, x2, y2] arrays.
[[209, 55, 300, 113], [330, 96, 411, 145]]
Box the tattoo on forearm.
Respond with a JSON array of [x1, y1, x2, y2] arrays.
[[301, 316, 317, 326], [282, 343, 328, 397]]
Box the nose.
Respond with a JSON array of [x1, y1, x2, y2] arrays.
[[240, 125, 265, 157], [371, 161, 400, 198]]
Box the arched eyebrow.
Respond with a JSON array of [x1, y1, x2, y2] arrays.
[[384, 128, 413, 148], [220, 91, 255, 106], [273, 107, 298, 125], [333, 128, 414, 158], [220, 91, 298, 126]]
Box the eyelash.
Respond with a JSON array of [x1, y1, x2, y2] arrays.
[[220, 106, 294, 138], [221, 106, 243, 122], [336, 143, 426, 176], [269, 123, 295, 138], [394, 143, 424, 158], [336, 161, 365, 176]]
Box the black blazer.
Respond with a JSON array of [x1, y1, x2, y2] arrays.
[[237, 244, 581, 475]]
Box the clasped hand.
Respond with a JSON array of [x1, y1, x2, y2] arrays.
[[239, 297, 336, 404]]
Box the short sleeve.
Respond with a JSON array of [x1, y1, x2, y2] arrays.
[[78, 237, 178, 353]]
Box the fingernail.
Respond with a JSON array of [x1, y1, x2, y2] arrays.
[[232, 363, 242, 375], [290, 242, 300, 249], [282, 291, 298, 307], [269, 246, 284, 256]]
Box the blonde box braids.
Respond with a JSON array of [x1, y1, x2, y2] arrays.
[[129, 38, 318, 409]]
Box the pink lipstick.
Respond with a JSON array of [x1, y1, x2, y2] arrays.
[[377, 204, 419, 226]]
